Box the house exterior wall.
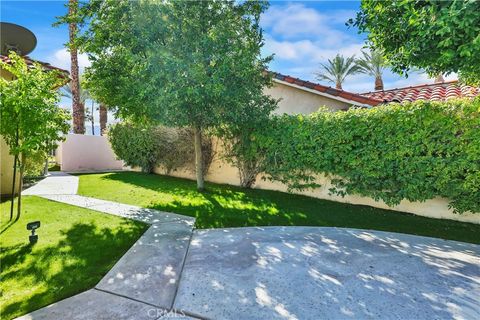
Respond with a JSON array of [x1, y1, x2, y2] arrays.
[[265, 82, 351, 115], [1, 137, 20, 196], [0, 68, 20, 196], [58, 134, 123, 172]]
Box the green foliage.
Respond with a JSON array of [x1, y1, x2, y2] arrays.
[[253, 99, 480, 214], [218, 95, 278, 188], [108, 123, 214, 175], [0, 52, 70, 161], [24, 150, 47, 178], [0, 196, 147, 319], [314, 54, 360, 89], [351, 0, 480, 84], [108, 123, 165, 173], [79, 0, 277, 189]]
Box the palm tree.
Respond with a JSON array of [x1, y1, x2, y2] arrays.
[[356, 49, 386, 91], [61, 82, 93, 133], [315, 54, 360, 90], [99, 104, 108, 136], [68, 0, 84, 134]]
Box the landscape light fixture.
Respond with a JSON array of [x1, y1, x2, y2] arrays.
[[27, 221, 41, 244]]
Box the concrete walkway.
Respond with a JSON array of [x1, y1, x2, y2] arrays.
[[17, 173, 480, 320]]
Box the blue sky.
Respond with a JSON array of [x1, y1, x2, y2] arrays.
[[2, 0, 454, 95]]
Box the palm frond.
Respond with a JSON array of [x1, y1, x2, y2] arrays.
[[315, 54, 360, 89]]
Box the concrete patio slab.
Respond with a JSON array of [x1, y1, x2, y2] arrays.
[[23, 172, 78, 195], [174, 227, 480, 320], [96, 221, 194, 309], [15, 289, 163, 320]]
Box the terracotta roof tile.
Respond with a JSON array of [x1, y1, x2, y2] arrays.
[[270, 71, 381, 107], [1, 55, 69, 76], [362, 81, 480, 103]]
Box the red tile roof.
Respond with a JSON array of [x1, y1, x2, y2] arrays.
[[270, 72, 382, 107], [361, 80, 480, 103], [1, 55, 69, 76]]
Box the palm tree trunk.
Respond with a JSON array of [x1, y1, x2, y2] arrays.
[[335, 81, 342, 90], [69, 0, 84, 134], [99, 104, 107, 135], [193, 126, 205, 191], [374, 75, 384, 91]]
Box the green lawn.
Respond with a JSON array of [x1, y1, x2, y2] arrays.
[[0, 196, 148, 320], [78, 171, 480, 244]]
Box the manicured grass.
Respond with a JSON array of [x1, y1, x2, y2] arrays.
[[0, 196, 148, 320], [78, 171, 480, 244]]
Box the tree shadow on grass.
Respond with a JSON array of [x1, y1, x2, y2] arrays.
[[95, 172, 480, 244], [1, 220, 147, 320]]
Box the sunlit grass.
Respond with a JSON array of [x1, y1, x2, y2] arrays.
[[78, 171, 480, 243], [0, 196, 148, 319]]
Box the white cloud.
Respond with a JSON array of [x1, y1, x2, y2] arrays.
[[262, 3, 355, 47], [265, 35, 364, 63], [46, 48, 91, 73]]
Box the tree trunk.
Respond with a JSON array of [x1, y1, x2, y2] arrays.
[[15, 154, 25, 221], [69, 0, 84, 134], [335, 81, 342, 90], [10, 154, 17, 221], [10, 126, 19, 221], [91, 100, 95, 135], [193, 126, 205, 191], [374, 75, 384, 91], [99, 104, 107, 136]]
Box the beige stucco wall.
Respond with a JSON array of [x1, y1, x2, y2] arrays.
[[58, 134, 124, 172], [0, 137, 20, 196], [154, 139, 480, 224], [0, 67, 20, 196], [265, 82, 351, 115]]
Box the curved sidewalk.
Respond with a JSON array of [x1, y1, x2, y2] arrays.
[[18, 173, 480, 320]]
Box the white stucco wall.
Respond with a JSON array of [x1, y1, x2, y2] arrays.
[[58, 134, 123, 172]]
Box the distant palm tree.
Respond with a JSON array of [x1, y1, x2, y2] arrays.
[[99, 104, 108, 136], [315, 54, 360, 90], [68, 0, 84, 134], [356, 49, 386, 91], [61, 82, 94, 134]]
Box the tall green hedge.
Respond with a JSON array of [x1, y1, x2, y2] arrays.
[[254, 98, 480, 214]]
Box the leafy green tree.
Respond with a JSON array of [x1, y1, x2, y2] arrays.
[[350, 0, 480, 84], [315, 54, 360, 90], [81, 0, 276, 190], [0, 53, 70, 220], [356, 49, 386, 91]]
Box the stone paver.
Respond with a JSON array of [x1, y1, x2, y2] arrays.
[[97, 221, 194, 309], [16, 289, 163, 320], [23, 171, 78, 195], [18, 173, 480, 320], [41, 194, 194, 225], [174, 227, 480, 320]]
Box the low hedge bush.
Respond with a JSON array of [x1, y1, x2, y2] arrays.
[[253, 98, 480, 214], [109, 123, 213, 175]]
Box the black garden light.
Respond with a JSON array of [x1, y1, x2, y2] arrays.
[[27, 221, 41, 244]]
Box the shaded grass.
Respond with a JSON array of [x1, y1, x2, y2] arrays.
[[0, 196, 148, 320], [78, 171, 480, 244]]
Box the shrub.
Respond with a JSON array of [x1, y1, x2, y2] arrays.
[[108, 123, 164, 173], [109, 123, 214, 175], [24, 150, 47, 178], [253, 99, 480, 214]]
